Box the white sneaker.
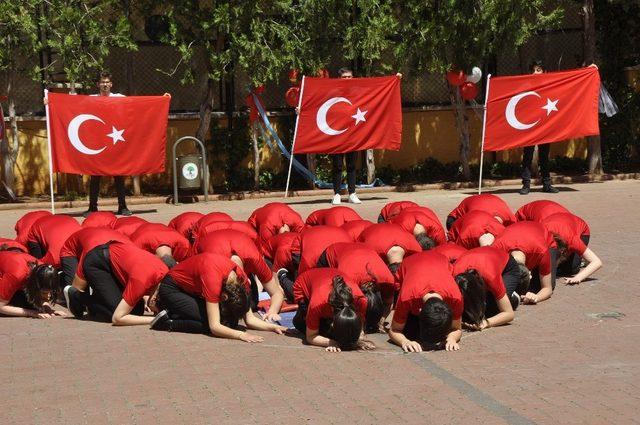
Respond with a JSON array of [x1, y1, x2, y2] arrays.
[[332, 194, 342, 205], [348, 193, 362, 204]]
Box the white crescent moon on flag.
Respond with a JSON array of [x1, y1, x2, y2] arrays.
[[505, 91, 541, 130], [67, 114, 106, 155], [316, 97, 352, 136]]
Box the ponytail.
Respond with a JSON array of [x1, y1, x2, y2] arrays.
[[328, 276, 361, 348], [361, 281, 384, 333], [455, 269, 486, 326]]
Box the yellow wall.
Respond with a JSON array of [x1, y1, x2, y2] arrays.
[[5, 110, 588, 196]]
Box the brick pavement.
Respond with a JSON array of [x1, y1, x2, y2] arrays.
[[1, 180, 639, 424]]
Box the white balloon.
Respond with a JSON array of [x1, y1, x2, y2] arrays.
[[466, 66, 483, 84]]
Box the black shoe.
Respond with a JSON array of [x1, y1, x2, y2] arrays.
[[63, 285, 85, 319], [509, 291, 521, 311], [150, 309, 172, 331], [116, 207, 133, 216], [519, 185, 530, 195], [542, 185, 559, 193], [277, 268, 289, 282]]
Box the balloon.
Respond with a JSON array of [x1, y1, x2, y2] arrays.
[[446, 69, 466, 86], [285, 86, 300, 107], [288, 69, 299, 84], [466, 67, 482, 84], [460, 82, 479, 100], [254, 85, 265, 94]]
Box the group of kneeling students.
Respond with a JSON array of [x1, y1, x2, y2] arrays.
[[0, 195, 602, 353]]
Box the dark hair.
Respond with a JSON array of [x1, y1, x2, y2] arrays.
[[328, 276, 361, 348], [552, 235, 570, 262], [99, 71, 112, 81], [338, 67, 353, 77], [160, 255, 177, 269], [515, 262, 531, 295], [531, 59, 544, 71], [418, 297, 452, 345], [0, 243, 22, 252], [24, 263, 61, 308], [388, 262, 401, 274], [415, 233, 435, 251], [455, 270, 486, 326], [219, 277, 249, 328], [361, 281, 384, 333]]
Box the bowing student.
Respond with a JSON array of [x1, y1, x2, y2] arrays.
[[378, 201, 419, 222], [305, 206, 362, 227], [357, 222, 422, 274], [14, 210, 52, 246], [26, 214, 81, 267], [390, 208, 446, 250], [447, 210, 506, 249], [248, 202, 305, 247], [167, 211, 204, 242], [446, 193, 516, 230], [130, 223, 190, 268]]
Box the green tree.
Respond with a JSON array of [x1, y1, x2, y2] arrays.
[[0, 0, 42, 192]]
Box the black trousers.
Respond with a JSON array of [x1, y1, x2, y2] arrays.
[[557, 235, 590, 276], [27, 241, 44, 259], [529, 248, 559, 293], [292, 302, 332, 337], [83, 244, 144, 322], [158, 276, 210, 334], [522, 144, 551, 186], [89, 176, 127, 210], [60, 256, 78, 288], [486, 256, 524, 315], [332, 152, 357, 194], [445, 216, 457, 231]]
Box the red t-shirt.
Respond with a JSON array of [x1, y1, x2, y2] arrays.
[[60, 227, 131, 268], [432, 242, 467, 264], [82, 211, 117, 229], [0, 251, 37, 301], [107, 242, 167, 306], [391, 209, 446, 246], [341, 220, 374, 242], [15, 210, 52, 245], [0, 238, 27, 253], [293, 268, 367, 331], [194, 229, 272, 283], [130, 223, 190, 261], [492, 221, 555, 275], [379, 201, 419, 221], [112, 216, 148, 238], [395, 251, 463, 323], [358, 223, 422, 259], [272, 234, 302, 272], [542, 213, 589, 255], [27, 215, 81, 267], [453, 247, 509, 300], [515, 200, 571, 223], [248, 202, 305, 246], [447, 210, 506, 249], [193, 221, 258, 250], [324, 242, 395, 298], [190, 212, 233, 241], [298, 226, 352, 273], [305, 206, 362, 227], [168, 253, 249, 303], [261, 232, 300, 261], [448, 194, 516, 225], [167, 212, 204, 240]]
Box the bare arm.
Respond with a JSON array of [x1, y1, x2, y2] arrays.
[[388, 320, 422, 353], [112, 299, 153, 326], [565, 248, 602, 284], [206, 302, 263, 342], [305, 327, 341, 352], [261, 275, 285, 321], [445, 319, 462, 351], [485, 295, 514, 328], [0, 299, 42, 318], [244, 309, 286, 334]]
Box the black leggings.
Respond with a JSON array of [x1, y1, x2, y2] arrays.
[[90, 175, 127, 210], [27, 241, 44, 259], [158, 276, 210, 334], [83, 244, 144, 322], [332, 152, 357, 194], [60, 256, 78, 288], [292, 302, 332, 337], [529, 248, 559, 292], [522, 143, 551, 185], [446, 216, 456, 231], [486, 256, 524, 315], [557, 235, 590, 277]]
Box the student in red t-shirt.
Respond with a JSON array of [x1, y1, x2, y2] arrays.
[[293, 268, 374, 352], [248, 202, 305, 247], [193, 229, 284, 321], [389, 251, 463, 352], [0, 238, 28, 253], [65, 241, 168, 325], [447, 210, 506, 249], [130, 223, 190, 268], [112, 216, 148, 238], [358, 223, 422, 275], [515, 200, 570, 223], [318, 242, 395, 332], [271, 234, 302, 301], [26, 214, 81, 267], [432, 242, 468, 264], [452, 247, 530, 330], [378, 201, 419, 222], [492, 221, 556, 304], [340, 219, 374, 241], [167, 211, 204, 242], [297, 225, 352, 274], [390, 208, 446, 250], [446, 194, 516, 230], [189, 212, 233, 242], [151, 253, 286, 341], [0, 250, 65, 318], [14, 210, 52, 246], [305, 206, 362, 227], [82, 211, 117, 229], [191, 220, 258, 253]]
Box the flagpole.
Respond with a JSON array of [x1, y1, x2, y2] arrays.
[[44, 89, 55, 214], [284, 76, 306, 198], [478, 74, 491, 195]]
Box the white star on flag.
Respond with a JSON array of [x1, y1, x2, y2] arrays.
[[541, 98, 559, 116], [351, 108, 367, 125], [107, 126, 125, 145]]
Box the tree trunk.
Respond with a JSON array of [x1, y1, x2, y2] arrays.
[[582, 0, 603, 174], [306, 154, 316, 189], [366, 149, 375, 184], [448, 83, 471, 180], [251, 122, 260, 190], [3, 70, 20, 192]]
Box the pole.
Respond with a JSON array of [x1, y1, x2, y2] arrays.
[[478, 74, 491, 195], [44, 89, 55, 214], [284, 76, 306, 198]]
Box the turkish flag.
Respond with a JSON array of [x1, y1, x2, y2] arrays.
[[47, 93, 170, 175], [483, 67, 600, 152], [293, 76, 402, 154]]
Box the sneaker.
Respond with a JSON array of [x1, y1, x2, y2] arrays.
[[63, 285, 85, 319], [331, 194, 341, 205], [542, 185, 559, 194], [519, 185, 530, 195], [348, 193, 362, 204], [509, 291, 521, 311], [150, 309, 172, 331], [277, 268, 289, 282], [116, 207, 133, 216]]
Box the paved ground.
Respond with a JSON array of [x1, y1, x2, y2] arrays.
[[1, 180, 639, 424]]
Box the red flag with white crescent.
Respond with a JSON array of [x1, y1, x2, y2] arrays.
[[483, 67, 600, 152], [47, 93, 169, 175]]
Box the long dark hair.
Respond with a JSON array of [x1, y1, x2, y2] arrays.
[[415, 233, 435, 251], [24, 263, 61, 309], [328, 276, 362, 348], [219, 274, 249, 328], [515, 263, 532, 295], [419, 297, 452, 346], [455, 270, 486, 326], [361, 281, 384, 333]]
